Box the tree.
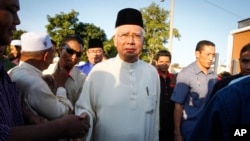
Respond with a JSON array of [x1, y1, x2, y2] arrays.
[[103, 39, 117, 58], [5, 30, 27, 55], [12, 29, 27, 40], [45, 10, 109, 61], [140, 2, 181, 63], [46, 10, 79, 46]]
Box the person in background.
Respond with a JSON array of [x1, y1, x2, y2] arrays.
[[75, 8, 160, 141], [217, 71, 231, 80], [0, 0, 89, 140], [171, 40, 218, 141], [77, 38, 104, 75], [43, 34, 87, 107], [187, 75, 250, 141], [8, 39, 21, 65], [0, 45, 16, 71], [209, 43, 250, 100], [154, 50, 175, 141]]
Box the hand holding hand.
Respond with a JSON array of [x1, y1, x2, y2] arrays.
[[61, 114, 90, 138], [22, 107, 48, 125]]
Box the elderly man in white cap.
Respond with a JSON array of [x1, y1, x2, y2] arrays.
[[9, 39, 22, 65], [8, 32, 77, 121], [75, 8, 160, 141]]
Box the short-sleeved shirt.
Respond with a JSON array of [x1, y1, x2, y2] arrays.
[[77, 62, 94, 75], [171, 61, 218, 139], [0, 62, 24, 141]]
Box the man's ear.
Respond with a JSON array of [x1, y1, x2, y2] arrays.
[[154, 60, 157, 66], [43, 51, 50, 63], [195, 51, 200, 59], [86, 49, 89, 56], [59, 47, 63, 55], [112, 35, 117, 48]]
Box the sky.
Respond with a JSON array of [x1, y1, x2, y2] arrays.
[[18, 0, 250, 67]]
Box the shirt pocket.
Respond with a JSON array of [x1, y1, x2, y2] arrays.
[[145, 94, 157, 114]]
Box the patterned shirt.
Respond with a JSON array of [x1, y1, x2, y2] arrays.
[[0, 62, 24, 141]]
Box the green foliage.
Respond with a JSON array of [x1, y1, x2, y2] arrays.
[[103, 39, 117, 58], [140, 2, 181, 63], [46, 10, 80, 47], [14, 3, 182, 63], [45, 10, 115, 61], [5, 30, 27, 55], [12, 29, 27, 40]]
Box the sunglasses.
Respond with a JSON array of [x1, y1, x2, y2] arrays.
[[62, 44, 82, 57]]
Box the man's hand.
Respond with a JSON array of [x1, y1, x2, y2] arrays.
[[61, 114, 90, 138], [52, 66, 69, 88], [42, 74, 57, 93], [22, 107, 48, 125]]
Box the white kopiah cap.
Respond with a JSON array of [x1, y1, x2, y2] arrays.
[[10, 39, 21, 46], [21, 32, 52, 52]]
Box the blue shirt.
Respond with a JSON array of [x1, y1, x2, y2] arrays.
[[0, 62, 24, 141], [171, 61, 217, 139], [187, 75, 250, 141], [77, 62, 94, 75]]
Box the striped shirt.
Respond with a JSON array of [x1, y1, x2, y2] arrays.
[[0, 62, 24, 141]]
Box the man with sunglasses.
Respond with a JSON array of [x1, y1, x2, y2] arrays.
[[77, 38, 104, 75], [209, 43, 250, 100], [44, 34, 87, 107]]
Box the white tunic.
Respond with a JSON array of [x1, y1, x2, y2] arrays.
[[8, 62, 73, 120], [75, 56, 160, 141]]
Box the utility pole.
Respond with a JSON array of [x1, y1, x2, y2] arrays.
[[168, 0, 175, 53], [161, 0, 175, 53]]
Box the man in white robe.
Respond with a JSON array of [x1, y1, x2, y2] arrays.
[[75, 8, 160, 141]]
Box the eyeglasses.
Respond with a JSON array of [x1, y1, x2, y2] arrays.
[[117, 33, 143, 41], [88, 49, 102, 54], [62, 44, 82, 57]]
